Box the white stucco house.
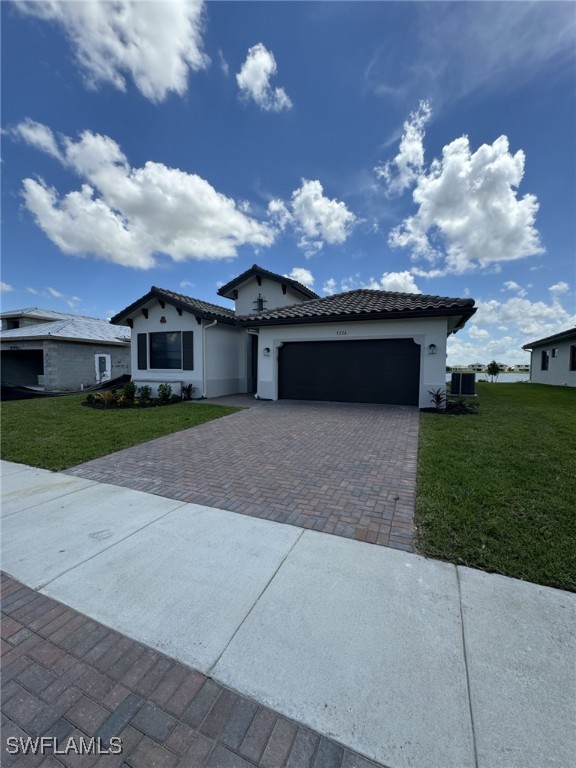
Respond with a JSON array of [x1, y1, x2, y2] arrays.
[[1, 308, 131, 392], [522, 328, 576, 387], [111, 264, 476, 408]]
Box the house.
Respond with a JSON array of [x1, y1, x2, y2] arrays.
[[522, 327, 576, 387], [111, 264, 476, 408], [1, 308, 131, 392]]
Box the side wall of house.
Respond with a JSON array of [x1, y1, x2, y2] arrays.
[[1, 340, 130, 390], [46, 341, 131, 390], [254, 316, 449, 408], [204, 324, 247, 397], [529, 339, 576, 386]]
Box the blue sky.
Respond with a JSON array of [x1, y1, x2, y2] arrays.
[[2, 0, 575, 364]]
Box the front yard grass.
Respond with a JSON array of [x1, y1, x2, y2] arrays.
[[416, 382, 576, 592], [0, 394, 241, 471]]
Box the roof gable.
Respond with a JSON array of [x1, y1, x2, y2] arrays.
[[111, 287, 236, 326], [217, 264, 319, 301]]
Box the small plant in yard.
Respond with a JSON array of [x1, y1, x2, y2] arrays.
[[181, 383, 196, 400], [122, 381, 137, 402], [137, 385, 152, 402], [427, 388, 446, 411], [157, 383, 173, 404]]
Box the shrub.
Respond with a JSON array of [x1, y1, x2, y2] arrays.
[[181, 383, 196, 401], [99, 390, 118, 408], [137, 385, 152, 401], [122, 381, 137, 402], [157, 383, 172, 404]]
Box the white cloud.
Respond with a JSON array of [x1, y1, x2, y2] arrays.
[[468, 326, 490, 340], [321, 270, 421, 296], [269, 180, 356, 257], [218, 49, 229, 77], [15, 121, 275, 269], [10, 118, 62, 159], [386, 114, 544, 274], [549, 281, 570, 296], [284, 267, 315, 289], [322, 278, 337, 295], [17, 0, 208, 102], [25, 285, 81, 308], [473, 296, 575, 340], [365, 3, 575, 111], [374, 101, 431, 196], [502, 280, 527, 298], [368, 271, 421, 293], [236, 43, 292, 112], [1, 282, 14, 292]]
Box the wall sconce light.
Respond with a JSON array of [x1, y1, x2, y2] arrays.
[[428, 343, 437, 355], [263, 347, 271, 356], [160, 316, 167, 324]]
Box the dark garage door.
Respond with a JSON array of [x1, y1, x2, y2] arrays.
[[278, 338, 420, 405]]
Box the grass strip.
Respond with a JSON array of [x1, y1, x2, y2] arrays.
[[416, 382, 576, 592], [0, 394, 241, 471]]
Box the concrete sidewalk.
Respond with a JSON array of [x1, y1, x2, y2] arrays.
[[1, 460, 575, 768]]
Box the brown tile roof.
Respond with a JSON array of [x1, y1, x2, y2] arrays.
[[111, 284, 476, 331], [217, 264, 319, 300], [238, 289, 476, 324], [111, 287, 235, 325]]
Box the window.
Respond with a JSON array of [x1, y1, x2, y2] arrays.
[[570, 345, 576, 372], [551, 348, 559, 358], [146, 331, 194, 370], [150, 332, 182, 369], [6, 319, 20, 329], [541, 349, 549, 371]]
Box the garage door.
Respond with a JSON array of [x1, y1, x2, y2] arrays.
[[278, 339, 420, 405]]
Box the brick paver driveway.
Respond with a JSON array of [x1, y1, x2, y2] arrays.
[[67, 397, 419, 552]]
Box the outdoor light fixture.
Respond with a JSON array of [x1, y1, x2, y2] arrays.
[[160, 316, 167, 324], [263, 347, 271, 356], [428, 344, 437, 355]]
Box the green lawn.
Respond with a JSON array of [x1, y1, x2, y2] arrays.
[[416, 382, 576, 592], [0, 394, 241, 471]]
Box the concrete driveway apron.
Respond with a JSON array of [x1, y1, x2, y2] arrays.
[[66, 398, 419, 552]]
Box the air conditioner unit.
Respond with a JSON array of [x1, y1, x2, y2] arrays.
[[451, 372, 476, 395]]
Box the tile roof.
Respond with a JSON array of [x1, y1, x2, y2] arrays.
[[238, 288, 476, 323], [110, 287, 235, 325], [0, 317, 130, 344], [111, 284, 475, 329], [217, 264, 319, 300]]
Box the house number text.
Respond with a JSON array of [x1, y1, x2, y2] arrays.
[[336, 330, 347, 335]]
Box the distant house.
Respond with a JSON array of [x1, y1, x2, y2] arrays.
[[469, 363, 485, 372], [111, 263, 476, 408], [1, 308, 131, 392], [522, 328, 576, 387]]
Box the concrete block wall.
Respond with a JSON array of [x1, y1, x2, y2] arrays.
[[45, 342, 131, 391]]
